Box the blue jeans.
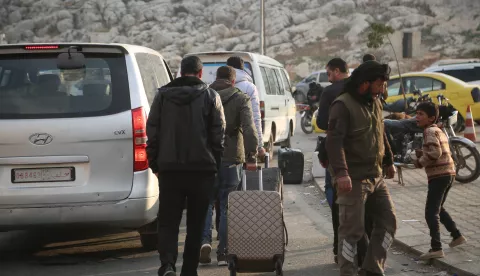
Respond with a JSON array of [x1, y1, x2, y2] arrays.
[[324, 169, 334, 208], [202, 162, 242, 256]]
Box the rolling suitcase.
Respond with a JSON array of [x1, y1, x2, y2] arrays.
[[278, 147, 304, 184], [227, 155, 288, 276]]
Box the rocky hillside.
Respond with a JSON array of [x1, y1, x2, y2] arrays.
[[1, 0, 479, 79]]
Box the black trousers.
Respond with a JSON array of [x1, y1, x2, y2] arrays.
[[157, 171, 215, 276], [426, 176, 461, 250], [332, 186, 372, 267]]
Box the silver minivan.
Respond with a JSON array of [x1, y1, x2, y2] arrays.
[[0, 43, 172, 249]]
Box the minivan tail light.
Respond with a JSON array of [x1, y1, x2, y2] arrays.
[[260, 101, 265, 119], [132, 107, 149, 172]]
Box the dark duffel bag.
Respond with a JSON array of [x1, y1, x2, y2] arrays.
[[278, 147, 304, 184]]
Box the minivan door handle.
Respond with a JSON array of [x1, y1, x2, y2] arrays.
[[270, 106, 280, 110], [0, 155, 89, 165]]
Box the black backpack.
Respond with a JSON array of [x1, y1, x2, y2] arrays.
[[315, 136, 328, 164]]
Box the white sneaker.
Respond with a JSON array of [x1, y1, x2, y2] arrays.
[[199, 244, 212, 264], [217, 254, 228, 266]]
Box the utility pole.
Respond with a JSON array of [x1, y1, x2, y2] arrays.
[[260, 0, 265, 55]]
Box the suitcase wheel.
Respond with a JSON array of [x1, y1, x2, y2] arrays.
[[228, 260, 237, 276], [275, 258, 283, 276]]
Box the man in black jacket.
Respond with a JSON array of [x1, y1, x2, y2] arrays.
[[146, 56, 226, 276], [316, 58, 349, 264]]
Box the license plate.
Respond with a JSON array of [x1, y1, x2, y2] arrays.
[[12, 167, 75, 183]]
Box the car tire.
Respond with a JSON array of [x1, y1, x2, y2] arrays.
[[266, 132, 274, 160], [140, 233, 158, 251], [279, 127, 291, 148]]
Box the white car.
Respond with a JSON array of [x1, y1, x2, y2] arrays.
[[0, 43, 174, 250], [424, 61, 480, 85], [294, 68, 354, 103], [179, 51, 297, 158]]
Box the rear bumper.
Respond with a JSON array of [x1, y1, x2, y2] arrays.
[[0, 195, 159, 231]]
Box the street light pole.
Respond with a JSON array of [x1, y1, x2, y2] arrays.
[[260, 0, 265, 55]]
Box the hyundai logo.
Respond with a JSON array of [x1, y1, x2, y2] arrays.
[[29, 133, 53, 145]]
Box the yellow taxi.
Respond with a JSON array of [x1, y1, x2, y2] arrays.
[[385, 72, 480, 123]]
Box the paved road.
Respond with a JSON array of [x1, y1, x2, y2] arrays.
[[0, 115, 443, 276]]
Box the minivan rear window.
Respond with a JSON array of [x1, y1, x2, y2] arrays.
[[202, 62, 254, 85], [0, 53, 130, 119]]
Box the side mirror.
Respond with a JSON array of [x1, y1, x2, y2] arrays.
[[57, 46, 85, 70]]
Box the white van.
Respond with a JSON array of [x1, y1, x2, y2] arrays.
[[0, 43, 174, 250], [179, 51, 297, 158]]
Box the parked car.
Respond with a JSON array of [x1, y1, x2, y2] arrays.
[[385, 72, 480, 131], [294, 70, 329, 103], [424, 61, 480, 85], [293, 68, 354, 103], [179, 51, 297, 158], [0, 43, 174, 250]]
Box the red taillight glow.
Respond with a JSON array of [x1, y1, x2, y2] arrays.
[[24, 45, 59, 50], [260, 101, 265, 119], [132, 107, 149, 172]]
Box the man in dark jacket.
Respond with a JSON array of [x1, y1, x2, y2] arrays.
[[327, 61, 396, 276], [146, 56, 226, 276], [315, 58, 349, 264], [200, 66, 258, 266]]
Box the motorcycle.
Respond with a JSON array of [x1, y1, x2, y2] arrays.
[[298, 82, 322, 134], [383, 90, 465, 132], [386, 94, 480, 185], [298, 103, 317, 134]]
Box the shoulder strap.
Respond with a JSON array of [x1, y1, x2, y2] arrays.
[[222, 91, 242, 106], [223, 91, 244, 137]]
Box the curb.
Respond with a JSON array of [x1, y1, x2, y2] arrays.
[[312, 177, 477, 276]]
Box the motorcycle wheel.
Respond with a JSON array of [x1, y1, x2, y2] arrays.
[[451, 139, 480, 183], [300, 114, 313, 134]]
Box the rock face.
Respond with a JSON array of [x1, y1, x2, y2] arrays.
[[0, 0, 478, 77]]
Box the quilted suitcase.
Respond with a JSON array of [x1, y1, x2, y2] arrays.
[[278, 147, 304, 184], [227, 155, 287, 276]]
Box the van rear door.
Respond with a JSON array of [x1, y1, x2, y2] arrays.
[[0, 45, 134, 206]]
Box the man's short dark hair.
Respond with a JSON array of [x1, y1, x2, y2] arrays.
[[226, 56, 244, 70], [363, 54, 376, 63], [416, 102, 439, 122], [326, 58, 348, 73], [181, 56, 203, 76], [216, 66, 236, 82]]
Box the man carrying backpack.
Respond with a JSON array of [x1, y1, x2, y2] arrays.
[[199, 66, 259, 266], [146, 56, 226, 276]]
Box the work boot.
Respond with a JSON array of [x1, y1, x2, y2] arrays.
[[158, 264, 176, 276], [449, 236, 467, 248], [199, 243, 212, 264], [419, 249, 444, 260]]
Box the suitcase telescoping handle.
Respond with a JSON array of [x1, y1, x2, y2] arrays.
[[241, 153, 269, 191]]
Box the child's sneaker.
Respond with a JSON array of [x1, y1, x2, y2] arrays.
[[217, 254, 228, 266], [199, 243, 212, 264], [449, 236, 467, 248], [419, 249, 444, 260]]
